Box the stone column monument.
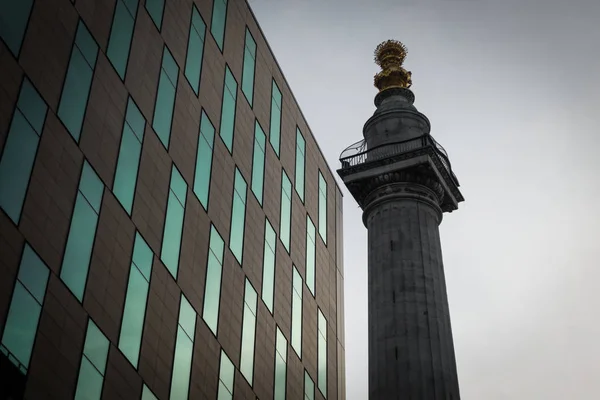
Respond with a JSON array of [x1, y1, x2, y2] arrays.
[[337, 40, 465, 399]]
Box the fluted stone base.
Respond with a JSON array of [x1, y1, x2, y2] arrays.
[[364, 183, 460, 400]]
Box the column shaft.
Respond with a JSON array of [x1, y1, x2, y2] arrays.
[[365, 186, 459, 399]]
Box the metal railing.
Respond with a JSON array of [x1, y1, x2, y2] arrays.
[[339, 138, 367, 160], [339, 134, 459, 185]]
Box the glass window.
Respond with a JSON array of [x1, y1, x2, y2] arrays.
[[145, 0, 164, 30], [279, 170, 291, 253], [107, 0, 139, 79], [295, 128, 305, 202], [291, 266, 302, 357], [318, 309, 327, 397], [261, 218, 276, 313], [306, 215, 316, 296], [142, 384, 159, 400], [229, 168, 246, 265], [240, 279, 257, 385], [184, 5, 206, 95], [273, 327, 287, 400], [202, 225, 224, 336], [118, 232, 152, 369], [0, 78, 47, 224], [241, 28, 256, 107], [113, 97, 145, 215], [57, 20, 98, 142], [304, 371, 315, 400], [251, 120, 266, 205], [193, 110, 215, 210], [170, 294, 196, 400], [318, 171, 327, 245], [161, 164, 187, 279], [210, 0, 227, 52], [74, 319, 109, 400], [217, 350, 234, 400], [0, 244, 49, 373], [219, 66, 237, 153], [61, 161, 104, 302], [269, 81, 282, 157], [152, 46, 178, 150], [0, 0, 34, 55]]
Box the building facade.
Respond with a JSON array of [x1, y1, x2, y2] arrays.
[[0, 0, 345, 399]]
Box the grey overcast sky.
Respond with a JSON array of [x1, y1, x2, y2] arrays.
[[250, 0, 600, 398]]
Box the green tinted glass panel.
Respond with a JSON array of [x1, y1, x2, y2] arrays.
[[261, 218, 276, 313], [61, 162, 103, 302], [170, 294, 195, 400], [0, 95, 44, 223], [107, 0, 138, 79], [291, 267, 302, 356], [279, 170, 291, 252], [306, 216, 316, 296], [229, 168, 246, 265], [75, 21, 99, 66], [161, 165, 186, 279], [217, 382, 232, 400], [74, 320, 109, 399], [193, 111, 214, 210], [113, 98, 145, 215], [18, 78, 47, 133], [142, 385, 159, 400], [184, 6, 206, 95], [295, 129, 305, 202], [274, 328, 287, 400], [0, 0, 34, 56], [74, 356, 104, 400], [218, 350, 234, 399], [119, 265, 148, 368], [153, 47, 178, 149], [318, 310, 327, 396], [58, 21, 98, 142], [240, 280, 257, 384], [318, 172, 327, 244], [125, 98, 146, 140], [1, 283, 42, 370], [269, 81, 282, 156], [145, 0, 164, 30], [241, 29, 256, 106], [219, 66, 236, 153], [251, 121, 265, 205], [79, 162, 104, 212], [202, 226, 224, 335], [123, 0, 138, 15], [210, 0, 227, 51], [118, 233, 152, 369], [82, 320, 109, 375], [132, 232, 153, 279], [170, 326, 193, 400], [170, 165, 187, 203], [61, 194, 99, 301], [18, 245, 49, 303], [304, 371, 314, 400], [179, 294, 196, 339]]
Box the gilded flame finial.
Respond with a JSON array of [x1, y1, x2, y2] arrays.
[[374, 40, 413, 91]]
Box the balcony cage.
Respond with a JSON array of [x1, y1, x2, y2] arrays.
[[339, 134, 459, 186]]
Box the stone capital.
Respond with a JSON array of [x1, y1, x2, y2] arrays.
[[362, 180, 443, 227]]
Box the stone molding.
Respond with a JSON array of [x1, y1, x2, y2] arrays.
[[374, 87, 415, 107], [341, 145, 463, 212], [361, 180, 444, 226]]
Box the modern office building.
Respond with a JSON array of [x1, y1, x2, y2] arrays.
[[0, 0, 345, 399]]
